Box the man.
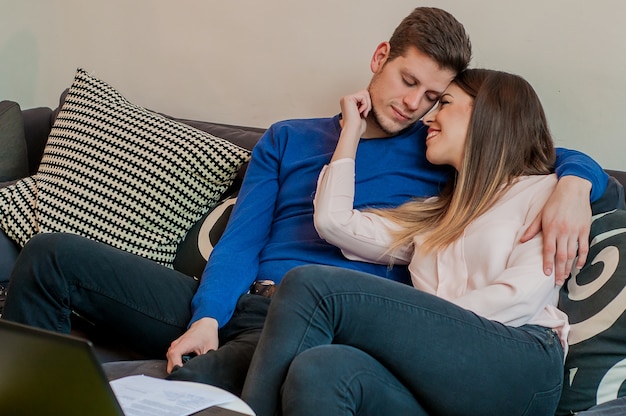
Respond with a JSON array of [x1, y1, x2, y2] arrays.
[[2, 7, 608, 396]]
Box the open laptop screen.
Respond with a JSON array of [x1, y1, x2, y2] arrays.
[[0, 319, 124, 416]]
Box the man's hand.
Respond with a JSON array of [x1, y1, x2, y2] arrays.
[[166, 317, 219, 373], [521, 176, 592, 286]]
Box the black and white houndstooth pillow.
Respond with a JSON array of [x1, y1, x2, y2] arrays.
[[8, 68, 251, 267]]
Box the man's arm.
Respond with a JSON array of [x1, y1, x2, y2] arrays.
[[554, 147, 608, 203], [521, 147, 608, 285], [166, 128, 282, 372]]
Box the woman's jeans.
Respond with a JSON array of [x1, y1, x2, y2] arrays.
[[242, 265, 565, 416]]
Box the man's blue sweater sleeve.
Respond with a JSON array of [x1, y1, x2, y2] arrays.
[[190, 127, 281, 327], [555, 147, 608, 202]]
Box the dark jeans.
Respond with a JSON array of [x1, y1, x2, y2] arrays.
[[1, 233, 267, 395], [242, 265, 565, 416], [2, 233, 199, 356]]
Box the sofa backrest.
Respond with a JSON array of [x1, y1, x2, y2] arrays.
[[606, 169, 626, 191], [19, 102, 626, 204]]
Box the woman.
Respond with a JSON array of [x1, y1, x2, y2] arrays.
[[241, 69, 569, 416]]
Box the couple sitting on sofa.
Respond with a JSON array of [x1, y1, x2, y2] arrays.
[[1, 7, 621, 416]]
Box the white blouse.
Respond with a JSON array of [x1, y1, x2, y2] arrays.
[[314, 159, 569, 351]]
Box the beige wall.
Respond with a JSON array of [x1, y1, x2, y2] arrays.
[[1, 0, 625, 169]]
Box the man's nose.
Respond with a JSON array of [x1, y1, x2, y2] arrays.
[[404, 90, 423, 111]]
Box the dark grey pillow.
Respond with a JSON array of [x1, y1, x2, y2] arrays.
[[0, 101, 28, 182]]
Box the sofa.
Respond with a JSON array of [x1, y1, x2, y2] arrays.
[[2, 69, 626, 415]]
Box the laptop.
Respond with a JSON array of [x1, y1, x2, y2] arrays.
[[0, 319, 250, 416], [0, 319, 125, 415]]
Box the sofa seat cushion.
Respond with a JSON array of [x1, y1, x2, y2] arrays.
[[0, 68, 251, 268], [103, 359, 168, 381]]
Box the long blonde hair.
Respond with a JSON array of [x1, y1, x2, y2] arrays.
[[375, 69, 555, 253]]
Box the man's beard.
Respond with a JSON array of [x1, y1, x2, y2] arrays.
[[370, 105, 414, 137]]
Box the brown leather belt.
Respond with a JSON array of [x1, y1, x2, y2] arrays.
[[250, 280, 277, 298]]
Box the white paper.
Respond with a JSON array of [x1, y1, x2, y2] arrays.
[[110, 375, 237, 416]]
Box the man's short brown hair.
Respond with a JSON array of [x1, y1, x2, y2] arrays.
[[388, 7, 472, 74]]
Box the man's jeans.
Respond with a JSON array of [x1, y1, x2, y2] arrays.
[[1, 232, 268, 396], [2, 233, 200, 356]]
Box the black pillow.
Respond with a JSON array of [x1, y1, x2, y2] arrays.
[[558, 209, 626, 415], [173, 193, 238, 279]]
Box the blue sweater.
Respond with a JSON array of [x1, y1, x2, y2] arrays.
[[191, 115, 608, 327]]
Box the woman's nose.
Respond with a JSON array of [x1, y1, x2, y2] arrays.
[[422, 107, 438, 125]]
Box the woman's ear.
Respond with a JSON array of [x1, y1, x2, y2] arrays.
[[370, 42, 391, 74]]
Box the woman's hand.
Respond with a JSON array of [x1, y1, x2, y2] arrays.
[[340, 90, 371, 136], [332, 90, 372, 162]]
